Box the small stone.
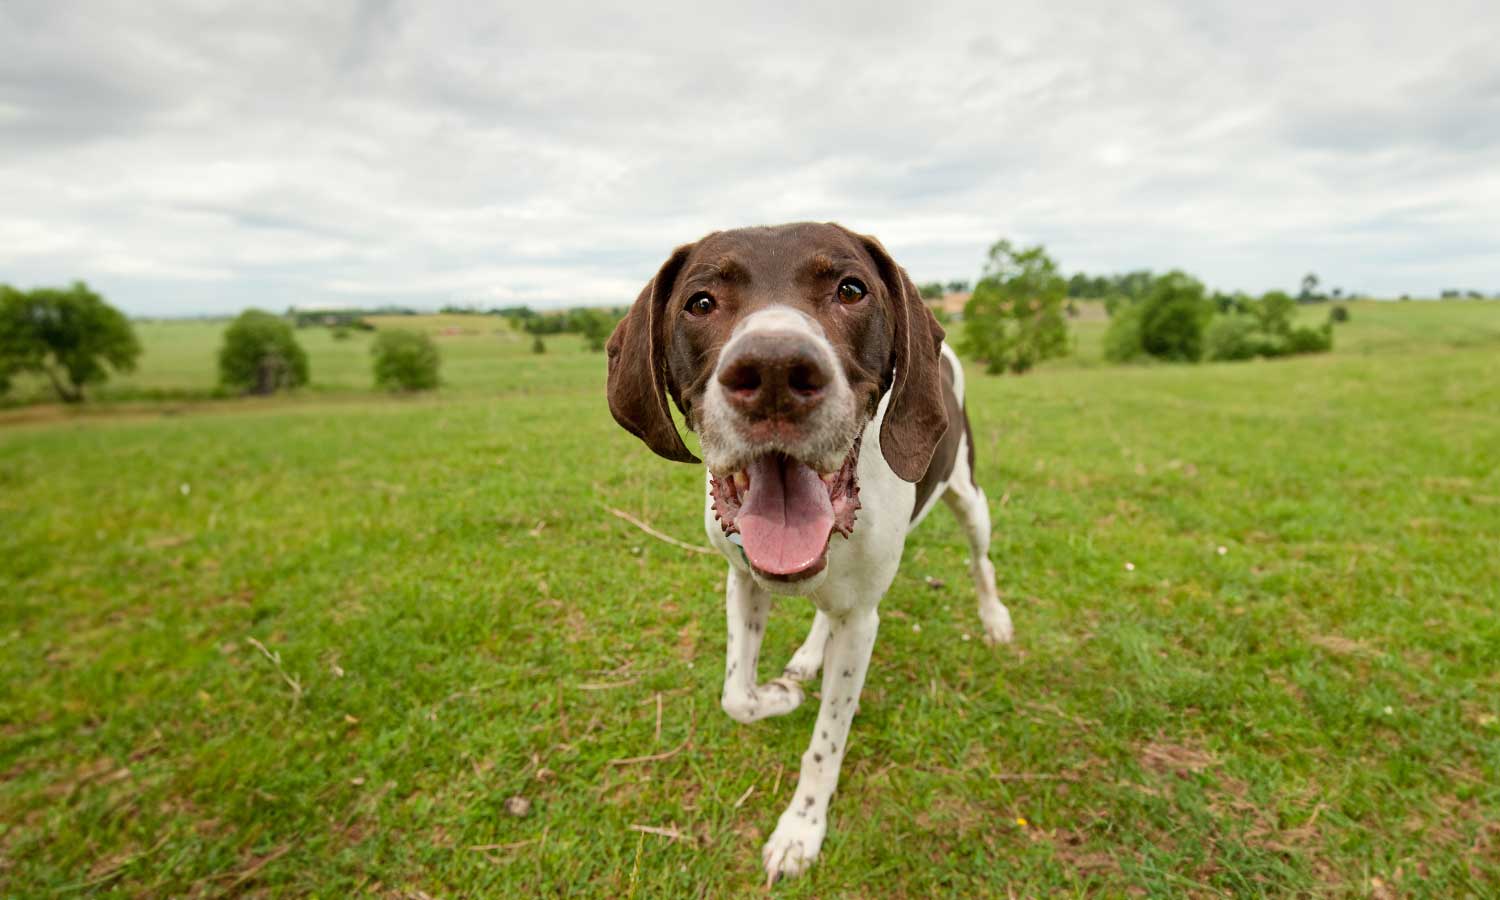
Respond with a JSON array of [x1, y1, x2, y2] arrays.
[[505, 795, 531, 817]]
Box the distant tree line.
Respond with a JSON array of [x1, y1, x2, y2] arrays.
[[946, 242, 1365, 374], [917, 280, 972, 300], [496, 305, 626, 352], [289, 306, 414, 328]]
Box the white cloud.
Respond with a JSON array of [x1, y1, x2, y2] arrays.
[[1, 0, 1498, 314]]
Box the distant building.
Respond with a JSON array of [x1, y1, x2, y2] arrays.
[[926, 292, 970, 319]]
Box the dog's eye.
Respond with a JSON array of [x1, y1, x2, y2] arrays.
[[836, 278, 867, 304], [685, 292, 717, 316]]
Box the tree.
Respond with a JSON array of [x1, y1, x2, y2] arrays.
[[945, 279, 970, 294], [0, 282, 141, 402], [371, 329, 440, 391], [960, 239, 1069, 374], [917, 281, 946, 300], [1299, 272, 1321, 302], [218, 309, 309, 395]]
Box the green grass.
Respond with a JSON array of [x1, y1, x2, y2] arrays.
[[2, 302, 1498, 896]]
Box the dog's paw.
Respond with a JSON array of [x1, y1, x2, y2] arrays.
[[762, 811, 826, 884], [721, 678, 804, 724], [781, 650, 822, 683], [980, 600, 1014, 646]]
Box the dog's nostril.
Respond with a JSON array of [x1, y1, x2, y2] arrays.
[[788, 363, 827, 397], [719, 361, 762, 396]]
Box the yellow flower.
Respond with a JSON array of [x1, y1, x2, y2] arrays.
[[1015, 817, 1028, 827]]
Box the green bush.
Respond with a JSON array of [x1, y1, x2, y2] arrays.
[[1284, 324, 1333, 355], [371, 329, 441, 391], [960, 239, 1070, 374], [531, 336, 546, 354], [1204, 315, 1261, 362], [1105, 272, 1212, 363], [1204, 296, 1334, 361], [219, 309, 309, 395], [1138, 272, 1212, 361], [1329, 305, 1351, 323], [1102, 302, 1147, 363]]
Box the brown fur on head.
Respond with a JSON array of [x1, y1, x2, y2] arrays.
[[604, 222, 948, 482]]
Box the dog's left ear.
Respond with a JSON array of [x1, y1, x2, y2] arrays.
[[605, 243, 701, 464], [854, 230, 949, 482]]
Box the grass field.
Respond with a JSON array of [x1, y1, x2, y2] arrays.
[[2, 301, 1498, 896]]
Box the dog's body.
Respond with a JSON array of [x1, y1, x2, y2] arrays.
[[607, 223, 1012, 881]]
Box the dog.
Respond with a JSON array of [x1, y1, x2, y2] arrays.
[[606, 222, 1013, 882]]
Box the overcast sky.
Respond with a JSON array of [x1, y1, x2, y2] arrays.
[[2, 1, 1497, 315]]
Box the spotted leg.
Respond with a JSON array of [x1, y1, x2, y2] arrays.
[[762, 607, 878, 882], [942, 460, 1013, 645], [720, 564, 804, 724]]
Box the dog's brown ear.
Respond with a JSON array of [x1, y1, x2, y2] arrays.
[[606, 244, 700, 464], [856, 231, 948, 483]]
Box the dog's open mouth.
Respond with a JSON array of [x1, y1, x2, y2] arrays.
[[710, 436, 861, 580]]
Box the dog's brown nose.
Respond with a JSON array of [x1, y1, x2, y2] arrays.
[[717, 333, 831, 422]]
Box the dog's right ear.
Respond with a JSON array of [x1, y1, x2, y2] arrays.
[[606, 244, 700, 464]]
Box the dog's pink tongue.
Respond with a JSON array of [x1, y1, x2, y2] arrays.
[[738, 456, 834, 575]]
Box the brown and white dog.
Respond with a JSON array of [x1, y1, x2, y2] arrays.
[[606, 222, 1013, 882]]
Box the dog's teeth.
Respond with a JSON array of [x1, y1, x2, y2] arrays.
[[732, 471, 748, 492]]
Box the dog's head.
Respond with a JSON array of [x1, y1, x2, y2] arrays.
[[607, 222, 948, 582]]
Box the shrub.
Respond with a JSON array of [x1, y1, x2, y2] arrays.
[[572, 308, 619, 352], [531, 336, 546, 354], [960, 239, 1069, 374], [1329, 305, 1350, 323], [332, 326, 352, 341], [1284, 324, 1333, 355], [1204, 290, 1335, 362], [0, 281, 140, 402], [219, 309, 309, 395], [1204, 315, 1262, 362], [1102, 302, 1147, 363], [1137, 272, 1212, 362], [371, 329, 440, 391]]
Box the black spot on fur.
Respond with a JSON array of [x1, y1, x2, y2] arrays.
[[804, 795, 815, 807], [814, 753, 822, 763]]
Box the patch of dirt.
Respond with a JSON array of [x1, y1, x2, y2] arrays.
[[1308, 634, 1375, 657], [1139, 740, 1217, 777], [674, 621, 700, 662]]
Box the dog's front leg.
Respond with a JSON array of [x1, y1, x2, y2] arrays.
[[762, 607, 878, 883], [720, 564, 804, 724]]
